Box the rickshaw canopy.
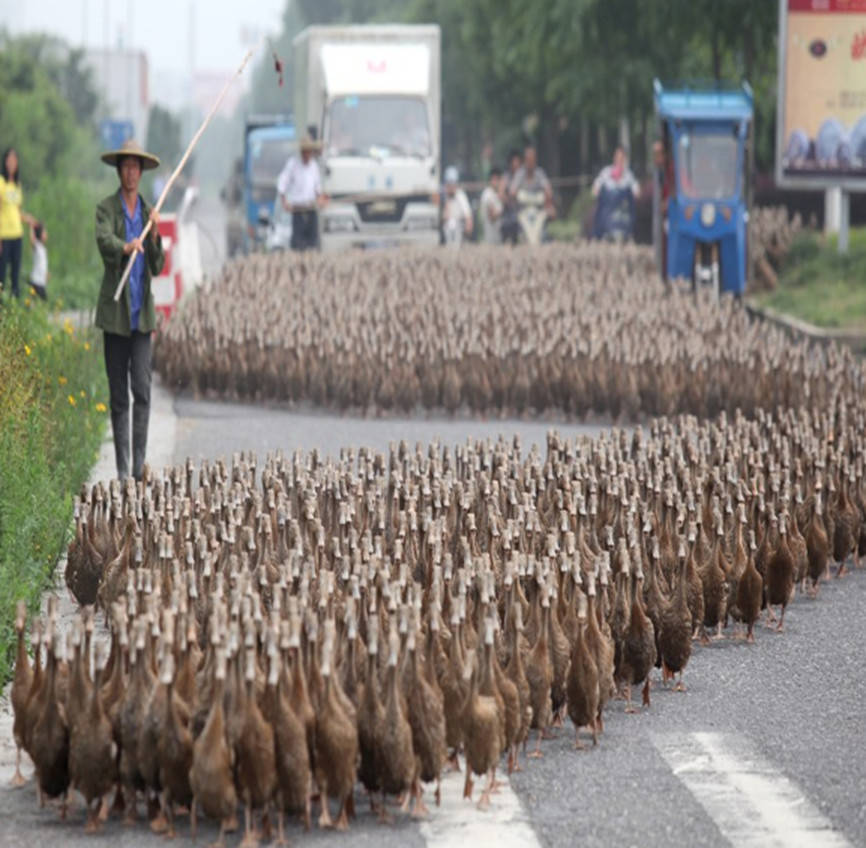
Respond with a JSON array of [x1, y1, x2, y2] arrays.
[[653, 80, 753, 124]]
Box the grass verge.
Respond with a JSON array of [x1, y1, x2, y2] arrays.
[[0, 299, 107, 684], [756, 228, 866, 329]]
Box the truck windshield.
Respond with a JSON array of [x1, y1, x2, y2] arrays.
[[249, 136, 295, 184], [326, 95, 431, 158], [677, 131, 738, 200]]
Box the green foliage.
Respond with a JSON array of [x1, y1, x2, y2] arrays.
[[757, 229, 866, 329], [0, 31, 110, 309], [0, 302, 107, 684], [146, 104, 183, 166], [257, 0, 779, 178], [25, 176, 112, 309], [0, 31, 103, 187]]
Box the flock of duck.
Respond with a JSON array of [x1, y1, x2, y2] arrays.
[[154, 244, 836, 420], [7, 243, 866, 847]]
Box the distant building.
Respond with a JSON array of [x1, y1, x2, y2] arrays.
[[83, 48, 150, 143]]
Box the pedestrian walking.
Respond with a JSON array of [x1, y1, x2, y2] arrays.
[[479, 167, 504, 245], [277, 134, 327, 251], [27, 220, 48, 301], [0, 148, 35, 299], [95, 139, 165, 481]]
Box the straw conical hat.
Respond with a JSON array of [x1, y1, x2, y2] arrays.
[[100, 138, 160, 170], [300, 134, 323, 153]]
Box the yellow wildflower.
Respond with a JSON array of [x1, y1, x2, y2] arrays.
[[58, 376, 67, 386], [68, 394, 76, 407], [95, 402, 107, 413], [63, 319, 74, 335], [24, 344, 31, 356], [83, 341, 91, 351], [79, 390, 85, 398]]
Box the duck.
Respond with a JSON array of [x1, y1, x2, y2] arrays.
[[584, 568, 615, 730], [832, 466, 859, 576], [566, 594, 599, 746], [29, 627, 70, 816], [525, 592, 553, 756], [805, 490, 830, 596], [10, 601, 32, 787], [404, 618, 447, 811], [766, 512, 795, 631], [263, 633, 312, 840], [658, 540, 692, 691], [313, 627, 358, 831], [378, 630, 415, 816], [189, 649, 237, 847], [68, 639, 116, 832], [620, 566, 656, 711], [356, 615, 385, 813], [118, 620, 154, 825], [155, 651, 194, 840], [233, 645, 277, 848], [736, 530, 763, 642], [503, 601, 531, 771], [460, 649, 500, 811]]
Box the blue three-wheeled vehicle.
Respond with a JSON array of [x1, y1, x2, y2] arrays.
[[653, 80, 754, 297]]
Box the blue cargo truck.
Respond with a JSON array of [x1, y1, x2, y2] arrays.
[[242, 115, 297, 252]]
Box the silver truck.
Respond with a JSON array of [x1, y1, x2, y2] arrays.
[[293, 24, 441, 250]]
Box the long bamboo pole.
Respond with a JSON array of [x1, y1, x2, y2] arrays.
[[113, 45, 259, 302]]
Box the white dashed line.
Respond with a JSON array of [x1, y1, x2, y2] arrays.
[[419, 757, 541, 848], [653, 732, 852, 848]]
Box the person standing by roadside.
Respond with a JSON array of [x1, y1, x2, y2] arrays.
[[95, 139, 165, 481], [479, 167, 504, 245], [0, 148, 35, 299], [441, 166, 473, 246], [28, 220, 48, 301], [277, 135, 327, 251]]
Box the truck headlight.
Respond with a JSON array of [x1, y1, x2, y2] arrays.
[[700, 203, 716, 227], [324, 215, 356, 233]]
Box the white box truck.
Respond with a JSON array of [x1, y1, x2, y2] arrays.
[[293, 24, 441, 250]]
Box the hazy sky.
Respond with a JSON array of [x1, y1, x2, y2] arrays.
[[0, 0, 285, 100]]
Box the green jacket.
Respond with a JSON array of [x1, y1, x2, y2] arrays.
[[94, 191, 165, 336]]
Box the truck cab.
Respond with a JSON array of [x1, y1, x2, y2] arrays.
[[294, 25, 441, 251], [653, 81, 753, 296]]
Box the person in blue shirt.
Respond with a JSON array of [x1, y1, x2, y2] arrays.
[[95, 139, 165, 480]]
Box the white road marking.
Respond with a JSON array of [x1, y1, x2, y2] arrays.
[[419, 757, 541, 848], [653, 732, 851, 848]]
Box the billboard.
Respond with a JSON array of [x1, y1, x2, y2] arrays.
[[777, 0, 866, 188]]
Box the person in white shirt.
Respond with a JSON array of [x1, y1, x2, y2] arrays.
[[441, 166, 473, 246], [479, 167, 504, 245], [277, 135, 327, 250], [28, 219, 48, 300]]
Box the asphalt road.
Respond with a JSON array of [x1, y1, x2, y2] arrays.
[[1, 397, 863, 847], [170, 395, 613, 463]]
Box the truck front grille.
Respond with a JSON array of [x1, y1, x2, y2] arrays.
[[355, 194, 429, 223]]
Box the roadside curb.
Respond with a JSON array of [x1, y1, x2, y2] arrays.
[[745, 300, 866, 354]]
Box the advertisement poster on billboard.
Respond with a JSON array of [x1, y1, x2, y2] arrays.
[[777, 0, 866, 188]]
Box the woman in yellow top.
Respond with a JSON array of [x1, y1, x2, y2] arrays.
[[0, 148, 35, 299]]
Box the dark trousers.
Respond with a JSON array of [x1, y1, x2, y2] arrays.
[[291, 210, 319, 250], [0, 238, 23, 297], [103, 330, 152, 480], [30, 280, 47, 301]]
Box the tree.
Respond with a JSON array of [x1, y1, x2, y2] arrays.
[[146, 104, 182, 166]]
